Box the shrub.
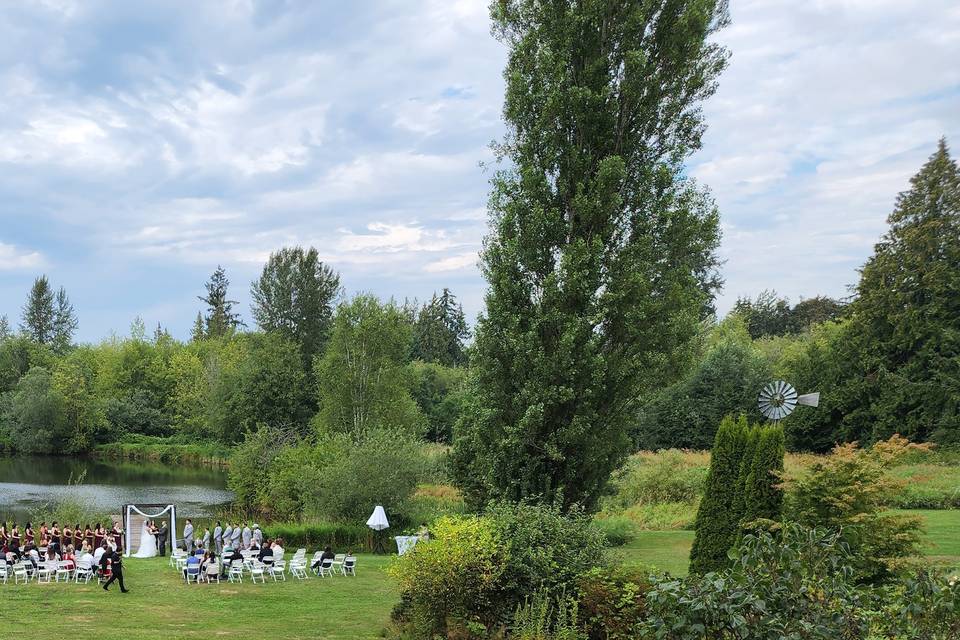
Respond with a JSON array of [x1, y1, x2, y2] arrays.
[[872, 570, 960, 639], [589, 516, 636, 546], [576, 567, 649, 640], [689, 415, 749, 574], [264, 522, 372, 552], [742, 425, 785, 524], [512, 589, 585, 640], [306, 429, 424, 524], [785, 435, 925, 583], [390, 503, 606, 638], [602, 450, 707, 510], [644, 524, 873, 639]]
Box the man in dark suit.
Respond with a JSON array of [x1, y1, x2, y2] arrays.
[[156, 521, 169, 556], [102, 547, 128, 593]]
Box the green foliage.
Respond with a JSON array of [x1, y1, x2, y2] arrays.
[[689, 415, 749, 574], [785, 436, 925, 582], [512, 589, 586, 640], [407, 360, 468, 443], [250, 246, 341, 366], [390, 503, 606, 638], [315, 295, 423, 439], [228, 424, 301, 509], [733, 289, 845, 339], [2, 366, 71, 453], [305, 429, 425, 523], [873, 569, 960, 639], [456, 0, 727, 513], [601, 450, 707, 511], [410, 288, 470, 367], [588, 516, 637, 547], [576, 567, 649, 640], [633, 327, 771, 450], [742, 425, 785, 524], [645, 524, 873, 639], [262, 521, 373, 552], [198, 265, 244, 339], [20, 275, 77, 352]]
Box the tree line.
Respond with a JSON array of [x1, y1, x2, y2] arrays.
[[0, 246, 471, 454]]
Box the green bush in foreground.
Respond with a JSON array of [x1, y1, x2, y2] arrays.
[[390, 503, 605, 639]]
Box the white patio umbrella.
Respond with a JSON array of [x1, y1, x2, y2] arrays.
[[366, 505, 389, 531]]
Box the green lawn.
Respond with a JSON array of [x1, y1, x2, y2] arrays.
[[614, 509, 960, 576], [0, 554, 397, 639]]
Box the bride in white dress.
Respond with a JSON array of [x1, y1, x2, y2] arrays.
[[133, 520, 158, 558]]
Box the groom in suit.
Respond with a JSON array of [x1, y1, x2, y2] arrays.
[[183, 519, 194, 552], [156, 521, 168, 556]]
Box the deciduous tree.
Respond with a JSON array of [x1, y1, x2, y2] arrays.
[[454, 0, 728, 512]]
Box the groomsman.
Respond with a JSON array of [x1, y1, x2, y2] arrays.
[[222, 523, 233, 550], [241, 523, 252, 550], [213, 521, 223, 555], [201, 526, 211, 551], [252, 524, 263, 548], [182, 519, 194, 552], [230, 523, 241, 550]]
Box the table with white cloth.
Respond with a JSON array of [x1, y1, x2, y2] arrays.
[[395, 535, 420, 556]]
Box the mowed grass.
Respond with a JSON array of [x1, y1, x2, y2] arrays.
[[0, 554, 397, 639], [614, 509, 960, 576]]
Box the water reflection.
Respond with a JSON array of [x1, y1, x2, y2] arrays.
[[0, 456, 233, 520]]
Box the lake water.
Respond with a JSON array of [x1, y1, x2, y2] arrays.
[[0, 455, 233, 521]]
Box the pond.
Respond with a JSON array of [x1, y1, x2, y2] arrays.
[[0, 455, 233, 521]]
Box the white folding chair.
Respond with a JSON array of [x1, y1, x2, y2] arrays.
[[74, 559, 93, 584], [36, 561, 55, 583], [317, 557, 334, 578], [0, 562, 7, 585], [14, 563, 30, 584], [228, 560, 244, 583], [341, 555, 357, 576], [204, 563, 221, 584], [250, 560, 267, 584], [332, 553, 346, 573], [289, 556, 308, 580], [55, 561, 73, 582]]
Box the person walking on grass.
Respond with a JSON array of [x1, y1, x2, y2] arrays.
[[102, 546, 128, 593]]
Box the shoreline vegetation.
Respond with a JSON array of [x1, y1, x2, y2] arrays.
[[91, 439, 231, 468]]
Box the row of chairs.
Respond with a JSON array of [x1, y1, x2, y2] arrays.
[[0, 558, 103, 585], [170, 548, 357, 584]]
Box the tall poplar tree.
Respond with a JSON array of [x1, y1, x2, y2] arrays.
[[453, 0, 728, 511]]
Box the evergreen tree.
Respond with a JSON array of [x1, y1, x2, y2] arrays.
[[130, 316, 147, 341], [411, 288, 470, 367], [20, 275, 56, 345], [0, 315, 10, 341], [731, 425, 761, 529], [849, 139, 960, 444], [51, 286, 78, 353], [153, 322, 171, 343], [453, 0, 727, 512], [250, 246, 341, 366], [742, 425, 786, 523], [690, 415, 749, 574], [199, 265, 244, 339], [190, 312, 205, 342]]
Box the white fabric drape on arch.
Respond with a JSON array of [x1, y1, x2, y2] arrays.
[[124, 504, 177, 558]]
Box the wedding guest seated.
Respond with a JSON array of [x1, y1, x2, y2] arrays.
[[183, 553, 201, 581], [93, 542, 109, 568], [63, 545, 76, 570], [78, 547, 95, 569], [44, 547, 59, 563], [26, 544, 40, 569], [257, 540, 273, 564], [312, 545, 335, 571], [271, 538, 285, 559]]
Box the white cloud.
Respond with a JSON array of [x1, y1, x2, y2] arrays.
[[0, 241, 44, 270], [424, 251, 477, 273]]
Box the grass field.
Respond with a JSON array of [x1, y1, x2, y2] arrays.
[[614, 509, 960, 575], [0, 553, 397, 639]]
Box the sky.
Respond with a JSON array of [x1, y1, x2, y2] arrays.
[[0, 0, 957, 342]]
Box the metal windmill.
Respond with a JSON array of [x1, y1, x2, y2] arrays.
[[757, 380, 819, 422]]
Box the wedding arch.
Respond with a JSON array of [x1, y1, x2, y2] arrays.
[[123, 503, 177, 558]]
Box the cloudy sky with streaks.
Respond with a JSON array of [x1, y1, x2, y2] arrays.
[[0, 0, 957, 341]]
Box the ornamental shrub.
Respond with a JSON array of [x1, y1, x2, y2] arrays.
[[741, 425, 785, 524], [576, 567, 649, 640]]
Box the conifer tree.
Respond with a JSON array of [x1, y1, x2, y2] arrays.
[[199, 265, 245, 339], [742, 425, 786, 523], [51, 286, 78, 353], [0, 315, 10, 341], [453, 0, 728, 512], [690, 415, 749, 574], [731, 425, 761, 528], [411, 288, 470, 367], [190, 312, 205, 342]]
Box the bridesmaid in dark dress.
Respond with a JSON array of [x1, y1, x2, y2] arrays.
[[39, 522, 48, 546], [73, 523, 82, 550], [10, 523, 20, 550], [24, 522, 34, 547], [63, 524, 73, 551], [84, 524, 94, 549], [51, 522, 61, 551], [0, 522, 7, 547], [94, 523, 105, 549]]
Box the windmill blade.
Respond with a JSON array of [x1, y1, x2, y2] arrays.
[[797, 392, 820, 407]]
